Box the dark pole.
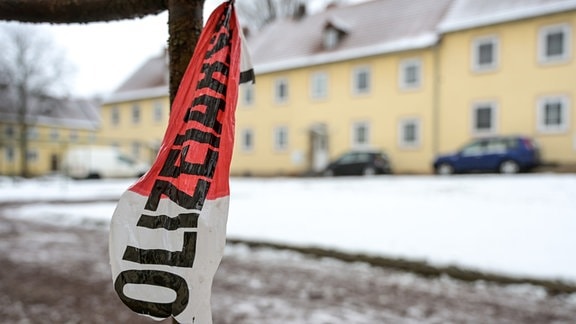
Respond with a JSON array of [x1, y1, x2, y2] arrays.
[[167, 2, 205, 320], [168, 0, 205, 106]]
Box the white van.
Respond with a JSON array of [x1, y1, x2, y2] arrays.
[[62, 146, 150, 179]]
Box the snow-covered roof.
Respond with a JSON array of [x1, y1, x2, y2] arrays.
[[0, 87, 100, 130], [249, 0, 453, 74], [439, 0, 576, 33], [106, 0, 576, 94]]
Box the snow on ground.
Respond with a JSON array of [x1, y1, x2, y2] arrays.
[[1, 173, 575, 282]]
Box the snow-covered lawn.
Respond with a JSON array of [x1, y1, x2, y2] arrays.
[[1, 173, 575, 282]]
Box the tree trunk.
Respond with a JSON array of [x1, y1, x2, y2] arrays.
[[168, 0, 205, 105], [17, 85, 29, 178]]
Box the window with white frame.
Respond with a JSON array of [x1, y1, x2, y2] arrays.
[[132, 104, 141, 124], [274, 78, 289, 103], [352, 66, 371, 94], [111, 106, 120, 126], [241, 128, 254, 151], [310, 72, 328, 99], [26, 149, 38, 162], [153, 101, 163, 122], [399, 58, 422, 89], [472, 35, 499, 71], [273, 126, 289, 151], [88, 132, 97, 143], [5, 146, 15, 162], [26, 126, 39, 140], [323, 27, 339, 49], [50, 128, 59, 141], [398, 118, 421, 148], [4, 125, 15, 138], [69, 129, 78, 142], [471, 102, 497, 135], [241, 83, 255, 106], [537, 96, 570, 133], [539, 23, 572, 63], [132, 142, 141, 158], [351, 121, 370, 147]]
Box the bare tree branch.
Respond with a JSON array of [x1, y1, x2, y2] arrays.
[[0, 0, 169, 24]]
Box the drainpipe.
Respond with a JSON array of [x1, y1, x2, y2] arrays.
[[432, 42, 441, 159]]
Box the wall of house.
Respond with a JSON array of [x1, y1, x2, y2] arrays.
[[232, 47, 438, 176], [0, 123, 97, 177], [99, 96, 170, 164], [439, 11, 576, 165]]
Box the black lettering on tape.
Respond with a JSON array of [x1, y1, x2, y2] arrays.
[[197, 62, 229, 95], [137, 212, 200, 230], [159, 146, 219, 179], [144, 179, 210, 211], [173, 127, 221, 147], [114, 269, 189, 318], [123, 232, 197, 267], [186, 94, 226, 134]]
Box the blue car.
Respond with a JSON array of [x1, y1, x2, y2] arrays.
[[433, 136, 540, 175]]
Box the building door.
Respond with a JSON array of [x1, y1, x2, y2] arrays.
[[50, 153, 59, 172], [309, 124, 329, 173]]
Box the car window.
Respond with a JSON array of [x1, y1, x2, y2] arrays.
[[356, 153, 372, 163], [461, 141, 484, 156], [118, 155, 136, 165], [504, 138, 519, 149], [486, 139, 507, 154], [338, 153, 357, 164]]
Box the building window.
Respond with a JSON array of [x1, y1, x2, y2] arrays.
[[310, 72, 328, 99], [132, 142, 141, 158], [26, 149, 38, 162], [88, 132, 97, 143], [111, 106, 120, 126], [539, 23, 571, 63], [241, 128, 254, 151], [323, 27, 339, 49], [241, 83, 255, 106], [471, 102, 498, 135], [537, 96, 570, 133], [70, 130, 78, 142], [153, 101, 163, 123], [50, 128, 59, 141], [352, 66, 371, 94], [472, 35, 499, 71], [352, 121, 370, 147], [399, 58, 422, 89], [398, 118, 421, 148], [27, 126, 39, 140], [273, 126, 288, 151], [274, 78, 289, 103], [5, 146, 15, 162], [4, 125, 15, 139], [132, 104, 141, 124]]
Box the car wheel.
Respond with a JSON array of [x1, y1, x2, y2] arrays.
[[86, 172, 101, 179], [363, 167, 376, 176], [436, 163, 454, 175], [499, 160, 520, 174]]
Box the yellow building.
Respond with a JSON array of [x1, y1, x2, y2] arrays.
[[0, 89, 100, 177], [100, 52, 170, 164], [99, 0, 576, 176], [437, 0, 576, 166]]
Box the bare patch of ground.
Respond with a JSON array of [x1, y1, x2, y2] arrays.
[[0, 214, 575, 324]]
